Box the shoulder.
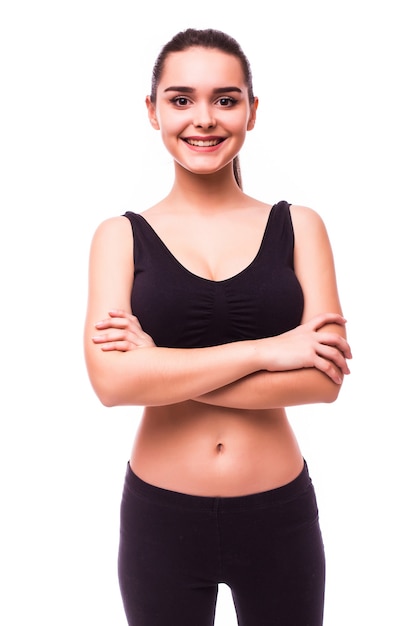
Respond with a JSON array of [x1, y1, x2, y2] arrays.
[[289, 204, 325, 228], [93, 215, 132, 236], [88, 216, 134, 267], [289, 205, 342, 321], [91, 215, 132, 245], [289, 204, 329, 244]]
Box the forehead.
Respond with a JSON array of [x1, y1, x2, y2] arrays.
[[159, 47, 246, 90]]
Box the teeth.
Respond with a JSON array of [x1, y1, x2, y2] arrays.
[[187, 139, 220, 147]]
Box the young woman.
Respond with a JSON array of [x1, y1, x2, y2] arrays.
[[84, 28, 351, 626]]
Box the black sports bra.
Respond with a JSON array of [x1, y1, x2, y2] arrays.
[[123, 201, 304, 348]]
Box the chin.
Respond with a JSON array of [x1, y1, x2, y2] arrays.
[[177, 157, 235, 177]]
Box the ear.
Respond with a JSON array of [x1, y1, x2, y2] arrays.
[[145, 95, 160, 130], [247, 96, 259, 131]]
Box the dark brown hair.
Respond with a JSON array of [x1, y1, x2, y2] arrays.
[[150, 28, 255, 189]]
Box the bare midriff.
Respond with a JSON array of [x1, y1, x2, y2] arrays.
[[129, 401, 304, 497]]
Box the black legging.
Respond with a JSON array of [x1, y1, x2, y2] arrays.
[[118, 461, 325, 626]]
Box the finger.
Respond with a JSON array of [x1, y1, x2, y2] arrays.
[[108, 309, 142, 327], [92, 333, 116, 343], [92, 331, 136, 344], [316, 345, 351, 375], [308, 313, 347, 332], [95, 317, 131, 330], [316, 332, 352, 359], [313, 356, 344, 384], [100, 340, 135, 352], [108, 308, 130, 316]]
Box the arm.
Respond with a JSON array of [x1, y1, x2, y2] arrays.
[[84, 213, 350, 408], [83, 217, 265, 407], [194, 204, 351, 409], [193, 368, 343, 410]]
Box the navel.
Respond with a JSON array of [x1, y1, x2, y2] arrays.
[[216, 442, 224, 454]]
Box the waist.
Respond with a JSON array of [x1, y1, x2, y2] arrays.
[[124, 458, 312, 510], [129, 401, 304, 497]]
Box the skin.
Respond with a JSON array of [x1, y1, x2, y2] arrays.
[[84, 47, 352, 497]]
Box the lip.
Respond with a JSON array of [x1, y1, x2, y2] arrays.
[[181, 136, 226, 151]]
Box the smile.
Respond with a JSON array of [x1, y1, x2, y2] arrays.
[[183, 138, 224, 147]]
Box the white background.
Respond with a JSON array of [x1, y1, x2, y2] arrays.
[[1, 1, 416, 624]]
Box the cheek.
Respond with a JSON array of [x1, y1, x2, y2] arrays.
[[229, 118, 249, 141], [226, 110, 252, 133], [159, 113, 186, 137], [159, 123, 183, 155]]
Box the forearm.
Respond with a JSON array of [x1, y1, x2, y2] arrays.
[[85, 339, 262, 407], [194, 367, 344, 410], [86, 313, 350, 408]]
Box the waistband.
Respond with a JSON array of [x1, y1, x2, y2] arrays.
[[123, 460, 312, 512]]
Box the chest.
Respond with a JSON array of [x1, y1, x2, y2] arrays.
[[139, 212, 272, 282], [124, 202, 304, 348]]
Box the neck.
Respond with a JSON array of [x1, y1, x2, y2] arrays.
[[167, 161, 246, 212]]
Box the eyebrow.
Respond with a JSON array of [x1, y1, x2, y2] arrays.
[[163, 86, 243, 95]]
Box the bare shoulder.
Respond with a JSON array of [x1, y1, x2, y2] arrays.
[[89, 216, 132, 257], [289, 204, 330, 245], [88, 216, 134, 282], [289, 204, 326, 229], [92, 215, 132, 241], [290, 204, 341, 319], [86, 216, 134, 322]]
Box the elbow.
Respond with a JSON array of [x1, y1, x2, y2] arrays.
[[322, 377, 344, 404], [88, 373, 128, 408], [308, 369, 345, 405], [323, 388, 340, 404], [85, 355, 120, 407], [98, 393, 119, 408], [92, 382, 120, 408], [91, 375, 150, 407]]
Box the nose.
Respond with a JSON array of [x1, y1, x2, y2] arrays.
[[193, 103, 216, 129]]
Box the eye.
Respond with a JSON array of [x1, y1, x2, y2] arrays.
[[170, 96, 191, 107], [216, 97, 238, 107]]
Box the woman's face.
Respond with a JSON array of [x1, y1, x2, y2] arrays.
[[146, 47, 258, 176]]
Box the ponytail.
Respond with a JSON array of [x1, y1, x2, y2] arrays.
[[233, 156, 243, 190]]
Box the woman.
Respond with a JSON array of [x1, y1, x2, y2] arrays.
[[84, 28, 351, 626]]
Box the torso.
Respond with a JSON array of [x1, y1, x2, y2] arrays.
[[130, 402, 304, 497], [128, 198, 304, 496]]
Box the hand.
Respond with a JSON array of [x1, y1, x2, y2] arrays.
[[260, 313, 352, 383], [92, 309, 156, 351]]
